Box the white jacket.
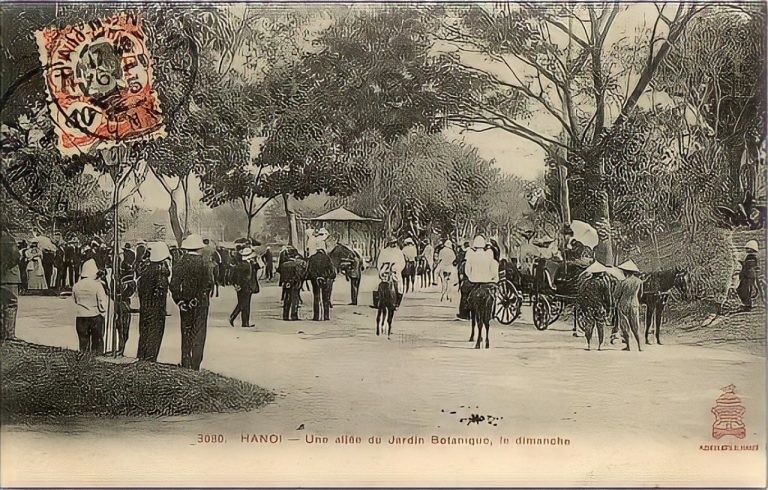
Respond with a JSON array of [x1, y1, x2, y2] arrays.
[[465, 248, 499, 283], [403, 244, 418, 261], [378, 246, 406, 278]]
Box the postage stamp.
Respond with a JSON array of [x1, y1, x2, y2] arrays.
[[35, 13, 165, 156]]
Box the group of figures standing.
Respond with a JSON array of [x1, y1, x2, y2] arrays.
[[1, 221, 762, 363]]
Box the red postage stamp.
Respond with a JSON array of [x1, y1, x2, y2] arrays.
[[35, 13, 165, 156]]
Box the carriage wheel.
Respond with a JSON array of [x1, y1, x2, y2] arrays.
[[494, 282, 521, 325], [548, 298, 563, 325], [532, 296, 551, 331]]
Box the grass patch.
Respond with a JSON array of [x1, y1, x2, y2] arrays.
[[664, 300, 766, 356], [1, 341, 274, 424]]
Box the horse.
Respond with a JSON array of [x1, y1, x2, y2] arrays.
[[402, 259, 416, 293], [376, 271, 397, 338], [277, 256, 307, 321], [415, 255, 430, 289], [328, 243, 358, 275], [468, 283, 497, 349], [640, 267, 690, 345]]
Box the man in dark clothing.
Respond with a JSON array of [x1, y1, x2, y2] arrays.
[[488, 238, 501, 262], [211, 247, 223, 296], [114, 272, 136, 356], [1, 225, 21, 341], [17, 240, 28, 292], [169, 244, 183, 264], [737, 240, 760, 310], [456, 241, 471, 320], [94, 243, 109, 271], [218, 247, 231, 286], [262, 247, 274, 281], [54, 244, 66, 289], [307, 249, 336, 321], [170, 234, 214, 370], [229, 248, 255, 328], [278, 255, 307, 321], [137, 243, 171, 362], [62, 239, 78, 288], [42, 247, 55, 289], [347, 250, 364, 305], [122, 243, 136, 275], [276, 246, 294, 303]]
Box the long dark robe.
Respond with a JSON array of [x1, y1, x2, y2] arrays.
[[137, 262, 170, 361], [736, 252, 760, 308]]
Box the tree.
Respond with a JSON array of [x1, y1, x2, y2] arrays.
[[335, 129, 502, 241], [436, 2, 706, 264], [193, 8, 317, 240], [0, 4, 225, 243], [1, 103, 145, 239], [251, 7, 470, 243], [654, 4, 766, 206], [484, 174, 533, 257]]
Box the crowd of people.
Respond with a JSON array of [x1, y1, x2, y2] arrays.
[[0, 222, 761, 368]]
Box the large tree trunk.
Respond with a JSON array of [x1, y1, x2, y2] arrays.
[[582, 151, 615, 266], [181, 175, 190, 234], [593, 194, 614, 266], [282, 193, 298, 246], [168, 198, 184, 246]]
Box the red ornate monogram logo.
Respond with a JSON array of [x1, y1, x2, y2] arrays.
[[711, 384, 746, 439]]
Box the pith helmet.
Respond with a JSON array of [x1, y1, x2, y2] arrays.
[[181, 234, 205, 250], [148, 242, 171, 263], [472, 235, 487, 249]]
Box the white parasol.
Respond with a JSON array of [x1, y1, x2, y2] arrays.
[[32, 235, 57, 251], [570, 220, 599, 249]]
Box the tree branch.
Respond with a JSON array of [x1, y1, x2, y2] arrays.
[[544, 16, 590, 49]]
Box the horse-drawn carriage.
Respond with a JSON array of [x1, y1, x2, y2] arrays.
[[492, 257, 593, 331]]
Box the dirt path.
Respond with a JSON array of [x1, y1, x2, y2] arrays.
[[2, 274, 765, 486]]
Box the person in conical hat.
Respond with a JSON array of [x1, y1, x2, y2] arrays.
[[170, 233, 214, 370], [577, 260, 612, 350], [583, 260, 608, 275], [614, 258, 644, 351], [72, 259, 108, 353], [137, 243, 172, 362], [618, 259, 640, 273], [737, 239, 761, 311]]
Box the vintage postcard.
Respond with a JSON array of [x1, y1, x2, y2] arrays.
[[1, 1, 766, 487]]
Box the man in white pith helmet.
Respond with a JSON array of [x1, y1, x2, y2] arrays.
[[169, 234, 214, 370], [458, 235, 499, 319], [377, 237, 405, 307]]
